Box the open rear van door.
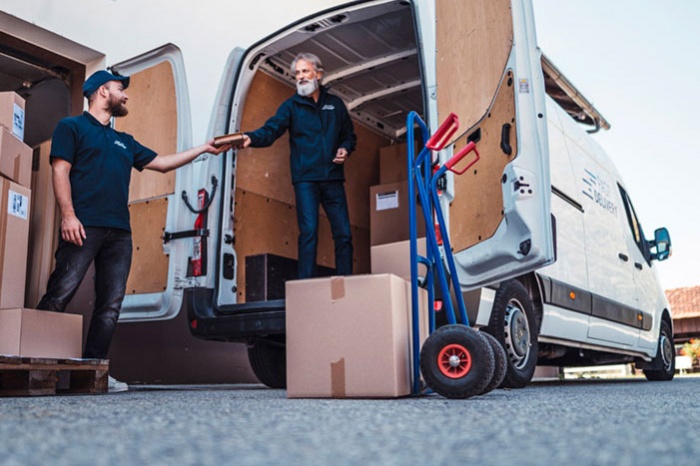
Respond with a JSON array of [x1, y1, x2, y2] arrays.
[[109, 44, 194, 321], [434, 0, 555, 289]]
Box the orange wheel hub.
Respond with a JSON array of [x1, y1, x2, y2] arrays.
[[437, 343, 472, 378]]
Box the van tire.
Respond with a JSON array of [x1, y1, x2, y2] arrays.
[[247, 337, 287, 389], [479, 331, 508, 394], [643, 320, 675, 381], [420, 324, 495, 398], [485, 280, 538, 388]]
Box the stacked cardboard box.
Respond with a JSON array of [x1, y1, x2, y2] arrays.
[[286, 274, 428, 398], [0, 93, 82, 360], [0, 308, 82, 358], [0, 92, 32, 308]]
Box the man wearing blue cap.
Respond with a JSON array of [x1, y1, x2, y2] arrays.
[[36, 70, 231, 392]]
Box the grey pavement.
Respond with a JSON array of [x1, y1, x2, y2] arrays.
[[1, 377, 698, 466]]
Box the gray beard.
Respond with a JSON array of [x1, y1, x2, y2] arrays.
[[296, 78, 318, 97]]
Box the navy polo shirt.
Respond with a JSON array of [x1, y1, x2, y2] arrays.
[[50, 111, 157, 232]]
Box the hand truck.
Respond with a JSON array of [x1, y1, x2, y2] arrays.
[[407, 111, 507, 398]]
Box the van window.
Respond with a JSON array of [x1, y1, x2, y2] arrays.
[[618, 184, 651, 263]]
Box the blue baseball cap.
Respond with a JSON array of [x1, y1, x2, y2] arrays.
[[82, 70, 130, 98]]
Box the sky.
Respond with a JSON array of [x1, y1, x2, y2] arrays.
[[531, 0, 700, 290]]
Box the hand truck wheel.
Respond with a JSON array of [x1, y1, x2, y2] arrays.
[[419, 324, 495, 399]]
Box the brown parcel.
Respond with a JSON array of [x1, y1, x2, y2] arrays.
[[0, 178, 30, 308], [369, 180, 425, 246], [0, 308, 82, 359], [0, 126, 32, 188], [0, 91, 25, 140], [371, 238, 427, 281], [286, 273, 428, 398], [213, 132, 245, 148]]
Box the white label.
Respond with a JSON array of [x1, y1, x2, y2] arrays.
[[518, 78, 530, 94], [376, 190, 399, 211], [12, 103, 25, 140], [8, 190, 28, 220]]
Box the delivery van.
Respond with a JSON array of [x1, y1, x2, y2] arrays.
[[0, 0, 673, 389]]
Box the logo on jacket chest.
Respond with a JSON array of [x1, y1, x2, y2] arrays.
[[321, 104, 335, 111], [114, 140, 127, 150]]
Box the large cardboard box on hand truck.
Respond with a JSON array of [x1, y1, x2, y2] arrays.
[[286, 273, 428, 398]]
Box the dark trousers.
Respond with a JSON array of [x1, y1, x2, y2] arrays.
[[294, 181, 353, 279], [37, 227, 132, 359]]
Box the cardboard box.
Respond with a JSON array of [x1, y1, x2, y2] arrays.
[[0, 92, 25, 141], [378, 141, 421, 184], [26, 141, 60, 307], [286, 273, 428, 398], [0, 178, 31, 308], [0, 308, 82, 358], [371, 238, 427, 281], [0, 126, 32, 187], [370, 181, 425, 246]]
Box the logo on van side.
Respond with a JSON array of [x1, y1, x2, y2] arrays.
[[582, 169, 618, 216]]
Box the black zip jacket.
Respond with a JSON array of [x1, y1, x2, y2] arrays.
[[245, 86, 357, 183]]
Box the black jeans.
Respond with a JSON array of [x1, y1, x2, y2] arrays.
[[37, 227, 132, 359], [294, 181, 353, 279]]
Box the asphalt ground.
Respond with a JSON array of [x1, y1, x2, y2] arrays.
[[1, 376, 699, 466]]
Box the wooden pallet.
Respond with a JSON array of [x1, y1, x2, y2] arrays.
[[0, 355, 109, 397]]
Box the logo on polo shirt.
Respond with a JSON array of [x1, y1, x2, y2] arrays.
[[114, 140, 127, 150], [322, 104, 335, 111]]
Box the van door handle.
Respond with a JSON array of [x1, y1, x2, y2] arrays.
[[634, 262, 643, 270], [618, 253, 629, 262], [500, 123, 513, 155]]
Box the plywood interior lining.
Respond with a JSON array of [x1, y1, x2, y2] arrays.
[[115, 61, 178, 203], [449, 70, 517, 252], [126, 197, 169, 294], [233, 188, 370, 303], [435, 0, 513, 127]]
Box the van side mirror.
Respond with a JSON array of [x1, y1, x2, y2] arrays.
[[651, 227, 671, 261]]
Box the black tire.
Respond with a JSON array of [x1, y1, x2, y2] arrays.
[[485, 280, 539, 388], [479, 331, 507, 394], [643, 320, 675, 381], [247, 337, 287, 389], [420, 324, 495, 399]]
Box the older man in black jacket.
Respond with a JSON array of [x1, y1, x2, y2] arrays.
[[242, 52, 357, 279]]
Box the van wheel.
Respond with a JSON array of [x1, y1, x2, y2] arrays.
[[479, 331, 507, 394], [420, 324, 495, 398], [485, 280, 538, 388], [643, 320, 675, 381], [247, 336, 286, 389]]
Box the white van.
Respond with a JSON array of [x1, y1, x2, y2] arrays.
[[0, 0, 672, 389]]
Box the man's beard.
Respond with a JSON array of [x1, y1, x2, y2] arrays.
[[296, 78, 319, 97], [107, 94, 129, 117]]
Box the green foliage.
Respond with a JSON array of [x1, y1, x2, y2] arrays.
[[681, 339, 700, 366]]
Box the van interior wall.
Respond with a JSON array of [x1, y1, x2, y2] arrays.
[[234, 71, 389, 303], [116, 61, 178, 295]]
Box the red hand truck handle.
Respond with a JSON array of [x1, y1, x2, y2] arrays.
[[444, 141, 480, 175], [425, 112, 459, 151]]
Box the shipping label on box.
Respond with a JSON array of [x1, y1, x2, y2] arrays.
[[375, 189, 399, 211], [8, 189, 29, 220], [0, 92, 26, 141], [12, 103, 24, 140]]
